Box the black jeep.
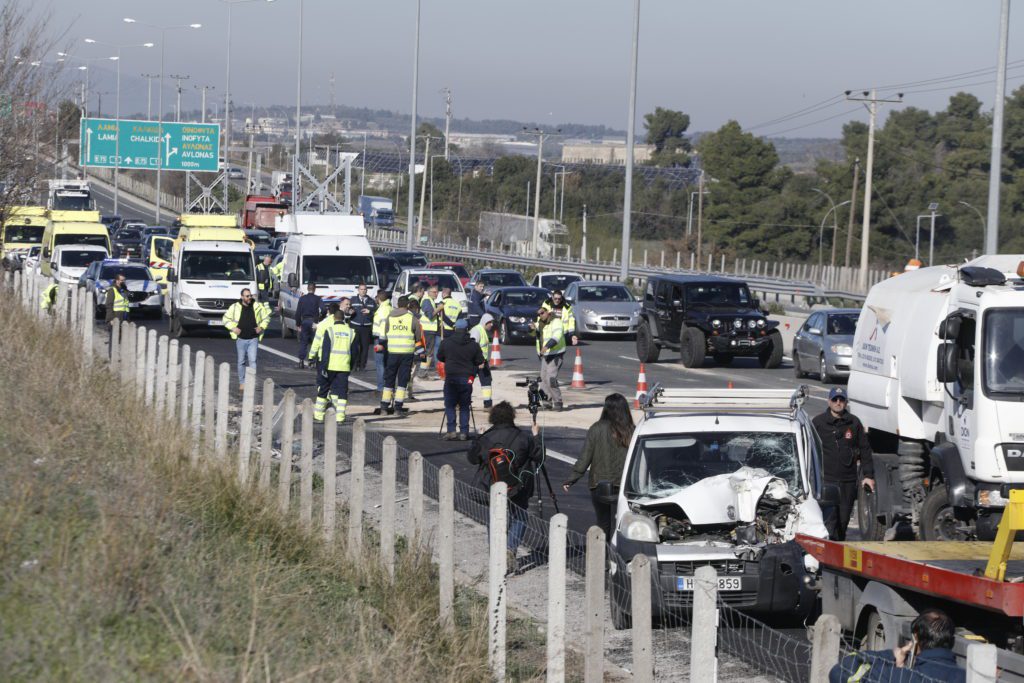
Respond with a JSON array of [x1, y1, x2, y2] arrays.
[[635, 274, 783, 368]]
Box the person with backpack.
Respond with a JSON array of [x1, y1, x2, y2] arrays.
[[468, 401, 543, 570]]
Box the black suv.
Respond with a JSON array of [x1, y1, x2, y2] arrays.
[[636, 274, 783, 368]]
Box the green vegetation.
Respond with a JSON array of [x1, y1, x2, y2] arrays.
[[0, 300, 554, 681]]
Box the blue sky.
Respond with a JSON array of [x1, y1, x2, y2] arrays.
[[43, 0, 1023, 137]]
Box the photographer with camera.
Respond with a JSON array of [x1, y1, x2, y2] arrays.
[[437, 318, 485, 440], [468, 401, 543, 571], [530, 306, 567, 411], [562, 393, 635, 540]]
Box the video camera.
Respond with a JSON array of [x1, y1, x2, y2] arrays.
[[515, 376, 549, 417]]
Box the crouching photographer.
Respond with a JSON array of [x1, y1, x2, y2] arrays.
[[468, 401, 543, 571]]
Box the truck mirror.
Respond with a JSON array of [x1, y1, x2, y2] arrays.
[[287, 272, 298, 289], [166, 268, 177, 283], [938, 315, 961, 340], [936, 343, 959, 383]]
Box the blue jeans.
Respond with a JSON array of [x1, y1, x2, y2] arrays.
[[443, 375, 473, 434], [508, 496, 529, 552], [236, 337, 258, 384]]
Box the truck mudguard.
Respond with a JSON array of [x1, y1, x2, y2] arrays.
[[929, 441, 972, 508], [855, 580, 918, 650]]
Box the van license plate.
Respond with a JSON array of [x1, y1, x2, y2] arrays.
[[676, 576, 742, 592], [207, 320, 220, 326]]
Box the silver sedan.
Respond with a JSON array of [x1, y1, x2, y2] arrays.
[[793, 307, 860, 383], [564, 280, 641, 338]]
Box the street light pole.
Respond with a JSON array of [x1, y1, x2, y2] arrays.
[[620, 0, 640, 281], [141, 73, 159, 119], [294, 0, 303, 213], [406, 0, 421, 248], [985, 0, 1011, 253]]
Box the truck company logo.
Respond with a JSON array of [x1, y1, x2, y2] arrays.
[[866, 305, 892, 341]]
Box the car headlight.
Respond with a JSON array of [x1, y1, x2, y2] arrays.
[[618, 511, 658, 543], [747, 319, 757, 329], [733, 318, 743, 329], [711, 319, 721, 328], [509, 316, 526, 323], [757, 319, 765, 327], [180, 293, 197, 308], [831, 343, 852, 355], [583, 308, 596, 316]]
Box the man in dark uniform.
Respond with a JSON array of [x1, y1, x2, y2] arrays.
[[295, 282, 323, 368], [350, 282, 376, 371], [812, 386, 875, 541]]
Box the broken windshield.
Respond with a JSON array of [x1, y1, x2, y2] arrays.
[[625, 432, 799, 499]]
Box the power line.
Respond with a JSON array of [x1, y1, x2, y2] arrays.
[[747, 94, 845, 131], [759, 107, 862, 138]]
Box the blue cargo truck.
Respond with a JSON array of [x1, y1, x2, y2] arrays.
[[358, 195, 395, 228]]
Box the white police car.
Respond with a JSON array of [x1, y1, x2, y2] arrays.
[[83, 258, 164, 319]]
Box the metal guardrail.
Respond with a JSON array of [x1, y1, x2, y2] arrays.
[[368, 231, 869, 304]]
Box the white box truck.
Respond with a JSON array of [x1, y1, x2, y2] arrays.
[[276, 213, 379, 338], [478, 211, 569, 259], [849, 255, 1024, 541]]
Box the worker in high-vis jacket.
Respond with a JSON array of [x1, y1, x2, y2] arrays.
[[532, 305, 567, 411], [308, 299, 353, 424], [470, 313, 496, 408], [375, 295, 423, 417], [541, 289, 578, 346], [255, 255, 273, 301], [439, 286, 462, 337], [222, 288, 273, 391], [40, 283, 59, 314], [372, 290, 393, 397]]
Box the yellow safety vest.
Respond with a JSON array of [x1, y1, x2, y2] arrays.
[[308, 320, 331, 362], [325, 321, 353, 372], [372, 300, 392, 337], [256, 263, 270, 291], [441, 296, 461, 332], [473, 323, 491, 361], [385, 312, 416, 354], [222, 301, 272, 341], [111, 287, 130, 314], [40, 283, 58, 310], [542, 301, 575, 335], [541, 316, 566, 356], [419, 300, 436, 331]]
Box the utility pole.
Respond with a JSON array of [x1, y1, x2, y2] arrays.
[[141, 73, 159, 119], [846, 89, 903, 290], [441, 87, 452, 160], [195, 84, 215, 124], [986, 0, 1011, 254], [406, 0, 422, 248], [416, 136, 431, 244], [329, 71, 335, 110], [845, 157, 860, 268], [928, 203, 939, 266], [696, 170, 705, 267], [169, 74, 190, 122], [581, 204, 588, 263], [522, 127, 559, 257], [620, 0, 641, 281], [294, 0, 304, 214]]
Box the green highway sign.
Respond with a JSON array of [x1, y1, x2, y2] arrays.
[[78, 117, 220, 172]]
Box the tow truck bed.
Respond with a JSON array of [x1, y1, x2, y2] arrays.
[[797, 535, 1024, 617]]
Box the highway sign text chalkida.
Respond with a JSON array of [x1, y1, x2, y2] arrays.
[[78, 117, 220, 172]]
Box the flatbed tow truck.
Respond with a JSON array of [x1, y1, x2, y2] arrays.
[[797, 490, 1024, 679]]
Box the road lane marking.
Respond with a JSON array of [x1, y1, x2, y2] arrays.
[[258, 343, 377, 390]]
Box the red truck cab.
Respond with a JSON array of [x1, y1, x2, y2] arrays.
[[241, 195, 289, 236]]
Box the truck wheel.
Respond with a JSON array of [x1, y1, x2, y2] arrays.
[[819, 355, 832, 383], [857, 483, 886, 541], [636, 320, 661, 363], [679, 327, 705, 368], [862, 611, 887, 651], [920, 484, 971, 541], [758, 331, 784, 369], [712, 353, 733, 366]]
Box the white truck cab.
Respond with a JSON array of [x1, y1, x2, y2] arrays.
[[391, 268, 468, 312], [50, 244, 109, 286], [276, 213, 379, 338], [609, 386, 827, 629], [850, 255, 1024, 541], [165, 240, 256, 337]]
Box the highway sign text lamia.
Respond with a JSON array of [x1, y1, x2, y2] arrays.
[[78, 117, 220, 173]]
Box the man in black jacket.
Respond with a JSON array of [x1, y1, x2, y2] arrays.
[[349, 283, 376, 371], [812, 386, 875, 541], [295, 282, 323, 368], [468, 401, 543, 571], [437, 318, 485, 440]]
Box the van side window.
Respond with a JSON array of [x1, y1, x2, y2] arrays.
[[656, 281, 670, 305]]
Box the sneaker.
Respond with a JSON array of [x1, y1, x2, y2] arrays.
[[457, 433, 468, 441], [372, 408, 383, 416], [297, 360, 305, 369], [442, 432, 458, 441], [483, 402, 493, 409], [386, 407, 395, 416]]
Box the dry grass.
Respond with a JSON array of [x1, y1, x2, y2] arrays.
[[0, 299, 544, 682]]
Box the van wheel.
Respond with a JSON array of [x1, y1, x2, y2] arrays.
[[920, 485, 972, 541], [679, 328, 705, 368], [758, 331, 784, 369], [281, 318, 294, 339], [636, 320, 660, 363], [170, 312, 188, 339]]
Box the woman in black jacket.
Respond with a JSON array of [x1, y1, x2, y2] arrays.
[[563, 393, 634, 539]]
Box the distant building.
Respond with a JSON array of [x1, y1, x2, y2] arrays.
[[561, 142, 653, 165]]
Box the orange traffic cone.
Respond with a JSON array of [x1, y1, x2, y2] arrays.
[[571, 348, 586, 388], [727, 379, 734, 389], [490, 330, 503, 368], [634, 363, 649, 408]]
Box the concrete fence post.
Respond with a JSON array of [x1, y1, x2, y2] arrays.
[[178, 344, 191, 427], [612, 247, 617, 264], [380, 436, 397, 578], [438, 464, 454, 632], [203, 354, 215, 452], [155, 336, 168, 414], [120, 322, 133, 386], [191, 350, 206, 457], [966, 642, 998, 682], [630, 554, 654, 683], [259, 378, 275, 492], [135, 326, 146, 398], [299, 398, 314, 528], [82, 305, 94, 362], [109, 319, 120, 373], [166, 339, 179, 420], [408, 451, 423, 548], [277, 390, 296, 514], [810, 613, 842, 681], [237, 372, 256, 486], [69, 284, 78, 328], [215, 362, 230, 456], [347, 419, 366, 559], [583, 527, 605, 683], [690, 252, 696, 270], [676, 252, 681, 270], [689, 565, 719, 681], [660, 251, 665, 268], [595, 246, 600, 262], [145, 328, 157, 405], [323, 410, 337, 542], [643, 249, 647, 267], [546, 513, 567, 683], [489, 481, 508, 683]]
